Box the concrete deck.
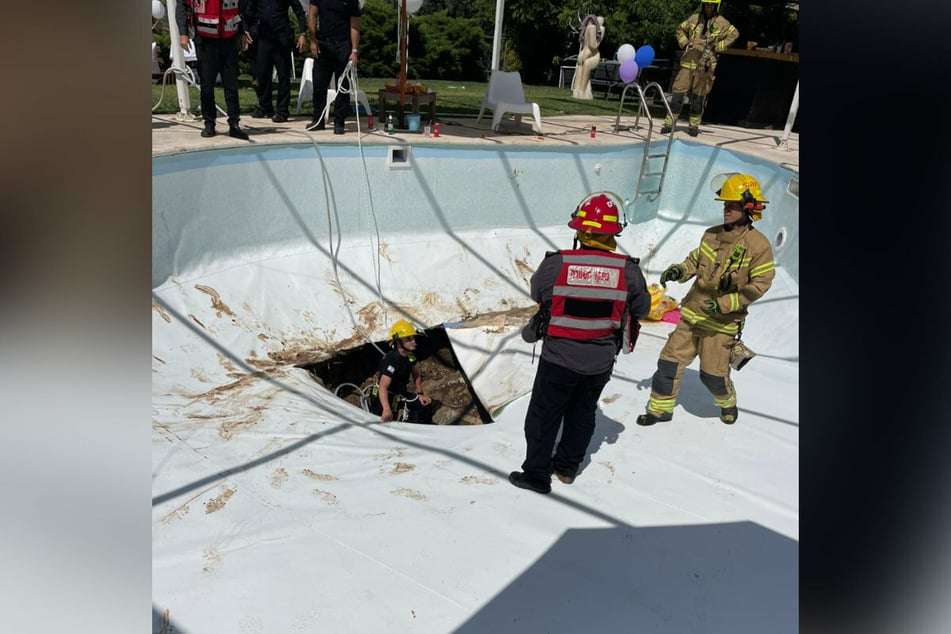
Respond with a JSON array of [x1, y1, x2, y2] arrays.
[[151, 111, 799, 173]]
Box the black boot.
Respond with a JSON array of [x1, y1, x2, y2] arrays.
[[660, 124, 672, 134], [200, 121, 215, 138], [508, 471, 551, 494], [636, 411, 673, 426], [228, 123, 249, 141], [720, 406, 738, 424]]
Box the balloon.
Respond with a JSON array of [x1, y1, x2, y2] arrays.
[[151, 0, 166, 20], [634, 44, 656, 69], [405, 0, 423, 14], [619, 60, 639, 84], [617, 44, 636, 63]]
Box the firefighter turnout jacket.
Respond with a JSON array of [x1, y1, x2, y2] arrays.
[[676, 13, 738, 74], [674, 223, 775, 335]]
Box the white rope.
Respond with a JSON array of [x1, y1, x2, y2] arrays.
[[287, 61, 388, 356]]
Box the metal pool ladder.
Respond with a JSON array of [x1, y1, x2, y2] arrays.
[[613, 81, 676, 209]]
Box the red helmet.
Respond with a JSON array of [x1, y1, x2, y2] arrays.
[[568, 192, 625, 235]]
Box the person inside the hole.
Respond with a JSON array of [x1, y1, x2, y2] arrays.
[[370, 320, 433, 423]]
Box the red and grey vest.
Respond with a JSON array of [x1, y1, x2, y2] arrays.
[[547, 249, 631, 341], [191, 0, 241, 39]]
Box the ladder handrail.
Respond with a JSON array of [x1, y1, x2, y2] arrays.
[[613, 81, 676, 221]]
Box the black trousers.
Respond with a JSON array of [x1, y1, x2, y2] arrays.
[[521, 357, 612, 484], [312, 39, 352, 125], [195, 35, 242, 126], [254, 26, 294, 116]]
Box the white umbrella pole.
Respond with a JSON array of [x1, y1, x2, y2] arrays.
[[491, 0, 504, 71], [780, 80, 799, 151]]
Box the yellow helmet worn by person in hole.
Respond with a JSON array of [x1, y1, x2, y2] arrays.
[[712, 173, 768, 221], [389, 319, 418, 343]]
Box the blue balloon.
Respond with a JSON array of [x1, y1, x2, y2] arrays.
[[634, 45, 655, 70], [619, 60, 639, 84]]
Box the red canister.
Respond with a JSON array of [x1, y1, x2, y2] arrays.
[[433, 122, 440, 138], [590, 125, 596, 138]]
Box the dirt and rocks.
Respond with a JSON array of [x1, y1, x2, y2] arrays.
[[306, 327, 492, 425], [305, 307, 537, 425]]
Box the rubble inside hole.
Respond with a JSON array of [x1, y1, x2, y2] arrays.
[[305, 326, 493, 425]]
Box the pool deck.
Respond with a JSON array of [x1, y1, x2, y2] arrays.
[[151, 111, 799, 173]]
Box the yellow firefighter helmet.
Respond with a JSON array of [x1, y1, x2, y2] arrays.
[[389, 319, 418, 341], [712, 173, 768, 221]]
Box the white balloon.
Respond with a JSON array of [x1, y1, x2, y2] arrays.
[[151, 0, 166, 20], [617, 43, 636, 63], [405, 0, 423, 14]]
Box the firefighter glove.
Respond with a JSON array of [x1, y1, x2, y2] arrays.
[[660, 264, 683, 288], [701, 298, 720, 316]]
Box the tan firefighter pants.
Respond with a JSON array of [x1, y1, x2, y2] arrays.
[[664, 66, 716, 129], [644, 319, 737, 415]]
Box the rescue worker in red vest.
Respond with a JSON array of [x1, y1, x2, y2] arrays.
[[369, 320, 433, 423], [662, 0, 739, 137], [510, 193, 651, 494], [637, 173, 775, 427], [176, 0, 251, 140]]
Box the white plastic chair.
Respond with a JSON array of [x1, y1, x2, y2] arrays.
[[295, 57, 372, 120], [477, 70, 543, 134]]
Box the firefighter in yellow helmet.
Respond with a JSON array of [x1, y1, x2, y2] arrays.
[[369, 320, 433, 423], [662, 0, 739, 137], [637, 173, 775, 426]]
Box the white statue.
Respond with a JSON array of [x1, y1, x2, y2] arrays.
[[571, 15, 604, 100]]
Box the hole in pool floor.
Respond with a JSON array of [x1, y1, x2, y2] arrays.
[[304, 326, 493, 425]]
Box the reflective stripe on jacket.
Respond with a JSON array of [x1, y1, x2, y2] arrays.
[[547, 249, 631, 340], [192, 0, 241, 38]]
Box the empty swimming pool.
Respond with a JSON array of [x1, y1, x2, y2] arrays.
[[152, 137, 799, 633]]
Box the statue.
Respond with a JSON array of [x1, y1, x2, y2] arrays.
[[571, 15, 604, 100]]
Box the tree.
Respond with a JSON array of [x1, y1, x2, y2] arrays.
[[412, 12, 489, 81], [356, 1, 489, 81], [501, 0, 696, 83], [352, 0, 799, 84]]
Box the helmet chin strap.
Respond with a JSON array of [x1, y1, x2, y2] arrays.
[[575, 230, 617, 251]]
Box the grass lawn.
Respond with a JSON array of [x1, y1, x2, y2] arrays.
[[151, 76, 669, 120]]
